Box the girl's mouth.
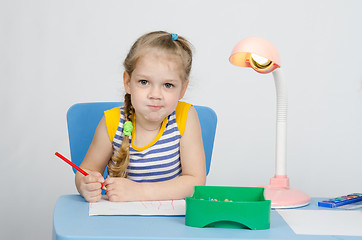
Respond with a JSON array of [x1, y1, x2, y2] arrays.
[[148, 105, 162, 111]]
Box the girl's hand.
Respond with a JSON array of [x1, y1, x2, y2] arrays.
[[77, 171, 105, 203], [104, 177, 141, 202]]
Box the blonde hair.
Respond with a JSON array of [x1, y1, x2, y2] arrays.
[[107, 31, 193, 177]]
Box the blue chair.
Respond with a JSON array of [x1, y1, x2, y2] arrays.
[[66, 102, 217, 176]]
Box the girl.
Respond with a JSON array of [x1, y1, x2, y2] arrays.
[[75, 31, 206, 202]]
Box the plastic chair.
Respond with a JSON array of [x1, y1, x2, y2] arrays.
[[66, 102, 217, 177]]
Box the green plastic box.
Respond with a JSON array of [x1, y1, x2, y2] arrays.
[[185, 186, 271, 230]]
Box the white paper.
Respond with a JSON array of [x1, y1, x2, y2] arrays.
[[277, 209, 362, 236], [89, 196, 186, 216]]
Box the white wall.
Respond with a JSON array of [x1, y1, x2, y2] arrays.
[[1, 0, 361, 239]]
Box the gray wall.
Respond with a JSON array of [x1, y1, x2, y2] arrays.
[[1, 0, 361, 239]]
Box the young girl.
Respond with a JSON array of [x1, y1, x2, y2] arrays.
[[75, 31, 206, 203]]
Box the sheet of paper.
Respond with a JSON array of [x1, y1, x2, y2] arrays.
[[277, 209, 362, 236], [89, 196, 186, 216]]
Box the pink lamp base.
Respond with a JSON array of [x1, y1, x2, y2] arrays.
[[261, 175, 310, 208]]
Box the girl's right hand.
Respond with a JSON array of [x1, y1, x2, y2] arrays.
[[77, 171, 105, 203]]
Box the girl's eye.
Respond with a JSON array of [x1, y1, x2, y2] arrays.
[[139, 80, 148, 86], [164, 83, 174, 89]]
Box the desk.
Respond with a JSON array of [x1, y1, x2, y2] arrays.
[[53, 195, 361, 240]]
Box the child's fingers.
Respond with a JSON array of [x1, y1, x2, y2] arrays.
[[91, 171, 105, 183], [84, 171, 104, 184], [83, 189, 102, 202], [84, 182, 103, 191], [104, 177, 118, 185], [86, 196, 101, 203], [104, 177, 113, 185], [105, 187, 123, 202], [106, 192, 120, 202], [83, 174, 97, 184], [81, 173, 104, 191]]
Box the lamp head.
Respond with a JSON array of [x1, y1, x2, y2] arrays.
[[229, 37, 281, 74]]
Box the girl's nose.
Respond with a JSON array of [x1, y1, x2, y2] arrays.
[[148, 86, 162, 99]]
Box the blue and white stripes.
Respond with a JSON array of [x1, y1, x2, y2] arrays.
[[112, 106, 182, 182]]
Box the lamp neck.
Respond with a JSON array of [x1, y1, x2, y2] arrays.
[[273, 68, 288, 176]]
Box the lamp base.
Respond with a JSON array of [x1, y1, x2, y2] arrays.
[[261, 175, 310, 209]]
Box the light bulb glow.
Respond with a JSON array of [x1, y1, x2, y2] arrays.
[[251, 54, 271, 67], [249, 53, 274, 73]]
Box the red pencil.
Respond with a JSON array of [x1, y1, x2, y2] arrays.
[[55, 152, 106, 190]]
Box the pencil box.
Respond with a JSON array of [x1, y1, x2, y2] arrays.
[[318, 193, 362, 208], [185, 186, 271, 230]]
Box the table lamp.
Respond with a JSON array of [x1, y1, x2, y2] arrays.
[[229, 37, 310, 208]]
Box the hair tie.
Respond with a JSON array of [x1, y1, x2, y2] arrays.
[[123, 121, 133, 136], [171, 33, 178, 41]]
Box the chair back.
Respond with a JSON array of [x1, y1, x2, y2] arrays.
[[67, 102, 217, 177]]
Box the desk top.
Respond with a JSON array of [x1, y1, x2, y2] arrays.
[[53, 195, 361, 240]]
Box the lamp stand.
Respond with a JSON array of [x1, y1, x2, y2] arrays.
[[262, 68, 310, 208]]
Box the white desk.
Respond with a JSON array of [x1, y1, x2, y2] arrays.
[[53, 195, 361, 240]]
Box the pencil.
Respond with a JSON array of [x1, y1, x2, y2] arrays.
[[55, 152, 106, 190]]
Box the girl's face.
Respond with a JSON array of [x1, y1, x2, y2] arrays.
[[124, 50, 188, 126]]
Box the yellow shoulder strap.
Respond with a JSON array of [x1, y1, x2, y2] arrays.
[[104, 107, 121, 142], [175, 101, 192, 136]]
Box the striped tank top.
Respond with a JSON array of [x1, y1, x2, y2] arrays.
[[104, 101, 192, 182]]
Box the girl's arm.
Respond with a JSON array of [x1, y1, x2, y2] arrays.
[[105, 106, 206, 201], [75, 116, 113, 202]]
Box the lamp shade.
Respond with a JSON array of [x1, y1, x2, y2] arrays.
[[229, 37, 281, 74]]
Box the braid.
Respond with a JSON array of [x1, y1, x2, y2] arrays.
[[124, 93, 134, 122], [107, 93, 134, 177]]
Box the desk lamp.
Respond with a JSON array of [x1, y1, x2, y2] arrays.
[[229, 37, 310, 208]]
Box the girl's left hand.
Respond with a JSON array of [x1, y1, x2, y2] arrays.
[[104, 177, 141, 202]]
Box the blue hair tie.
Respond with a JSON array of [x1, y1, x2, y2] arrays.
[[171, 33, 178, 41]]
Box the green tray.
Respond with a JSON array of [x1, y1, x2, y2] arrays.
[[185, 186, 271, 230]]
